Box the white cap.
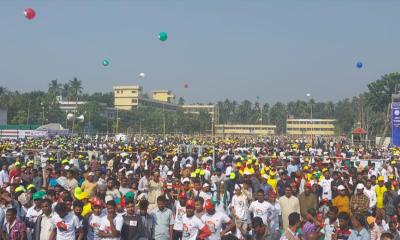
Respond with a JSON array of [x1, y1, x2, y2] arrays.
[[88, 172, 95, 176], [337, 185, 345, 191], [182, 177, 190, 183], [167, 171, 173, 176], [186, 164, 192, 168], [123, 159, 131, 165], [126, 170, 134, 175], [203, 183, 210, 188], [64, 166, 70, 170], [105, 195, 113, 202], [356, 183, 364, 190]]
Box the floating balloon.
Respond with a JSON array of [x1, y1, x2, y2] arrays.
[[24, 8, 36, 20], [184, 83, 189, 89], [356, 61, 363, 69], [102, 59, 109, 66], [306, 93, 311, 97], [139, 73, 145, 78], [158, 32, 168, 42]]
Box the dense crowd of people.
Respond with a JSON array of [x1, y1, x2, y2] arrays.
[[0, 136, 398, 240]]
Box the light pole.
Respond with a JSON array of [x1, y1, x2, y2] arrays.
[[306, 93, 313, 142]]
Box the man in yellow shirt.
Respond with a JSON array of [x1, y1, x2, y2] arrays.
[[375, 176, 387, 210], [332, 185, 350, 214], [81, 172, 97, 199]]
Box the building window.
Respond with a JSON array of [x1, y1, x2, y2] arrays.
[[131, 91, 136, 94]]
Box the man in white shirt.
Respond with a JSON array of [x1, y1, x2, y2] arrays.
[[229, 184, 249, 237], [182, 199, 211, 240], [201, 199, 234, 240], [34, 198, 53, 240], [49, 202, 83, 240], [249, 189, 270, 225], [364, 179, 377, 210], [98, 200, 123, 240], [0, 165, 9, 188], [319, 169, 333, 201]]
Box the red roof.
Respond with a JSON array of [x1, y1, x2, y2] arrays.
[[352, 127, 367, 135]]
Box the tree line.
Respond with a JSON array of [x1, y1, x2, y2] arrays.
[[0, 73, 399, 137]]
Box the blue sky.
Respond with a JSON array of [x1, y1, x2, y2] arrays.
[[0, 0, 399, 104]]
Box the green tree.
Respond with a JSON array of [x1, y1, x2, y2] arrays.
[[270, 102, 287, 134]]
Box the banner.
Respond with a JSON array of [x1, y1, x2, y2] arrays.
[[392, 102, 400, 146]]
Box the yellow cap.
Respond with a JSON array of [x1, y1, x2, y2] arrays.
[[322, 168, 328, 172], [15, 186, 25, 193], [236, 162, 242, 167], [389, 175, 394, 180], [27, 184, 35, 190], [378, 176, 384, 181], [303, 166, 309, 170], [195, 168, 201, 174], [229, 172, 236, 179], [199, 170, 205, 176], [190, 172, 197, 178]]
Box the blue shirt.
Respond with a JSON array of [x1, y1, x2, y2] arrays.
[[151, 207, 174, 240], [287, 164, 299, 176], [348, 228, 370, 240]]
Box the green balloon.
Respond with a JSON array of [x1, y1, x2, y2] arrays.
[[158, 32, 168, 42], [102, 59, 109, 66]]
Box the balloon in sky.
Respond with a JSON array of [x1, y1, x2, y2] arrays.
[[184, 83, 189, 89], [24, 8, 36, 20], [139, 73, 145, 78], [306, 93, 311, 97], [102, 59, 109, 66], [356, 61, 363, 69], [158, 32, 168, 42]]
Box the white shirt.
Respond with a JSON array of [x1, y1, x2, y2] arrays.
[[321, 218, 339, 240], [229, 194, 248, 221], [99, 215, 123, 240], [26, 206, 42, 228], [40, 213, 53, 240], [50, 212, 81, 240], [173, 201, 186, 231], [364, 187, 377, 208], [201, 211, 231, 240], [319, 178, 333, 200], [249, 201, 270, 225], [267, 201, 281, 231], [88, 213, 106, 240], [0, 170, 9, 187], [182, 214, 205, 240]]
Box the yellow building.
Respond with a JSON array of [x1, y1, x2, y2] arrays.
[[152, 90, 175, 103], [114, 85, 142, 110], [113, 85, 179, 111], [215, 124, 276, 136], [286, 118, 336, 136]]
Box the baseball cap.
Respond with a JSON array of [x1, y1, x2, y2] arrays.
[[167, 171, 173, 176], [378, 176, 384, 181], [305, 182, 312, 188], [186, 199, 195, 208], [337, 185, 345, 191], [367, 216, 375, 225], [356, 183, 364, 190], [179, 192, 187, 199], [204, 199, 214, 210]]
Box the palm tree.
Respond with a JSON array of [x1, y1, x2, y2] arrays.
[[48, 80, 61, 97], [69, 77, 83, 100]]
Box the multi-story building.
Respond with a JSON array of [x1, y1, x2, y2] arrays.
[[286, 118, 336, 135], [57, 96, 115, 119], [113, 85, 218, 118], [215, 124, 276, 136]]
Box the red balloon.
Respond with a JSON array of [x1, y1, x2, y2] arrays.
[[184, 83, 188, 89], [24, 8, 36, 20]]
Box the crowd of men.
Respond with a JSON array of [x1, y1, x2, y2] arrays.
[[0, 136, 398, 240]]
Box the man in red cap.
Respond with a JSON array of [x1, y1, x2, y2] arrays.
[[172, 192, 187, 240], [298, 182, 318, 219], [201, 199, 234, 240], [182, 199, 211, 240]]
